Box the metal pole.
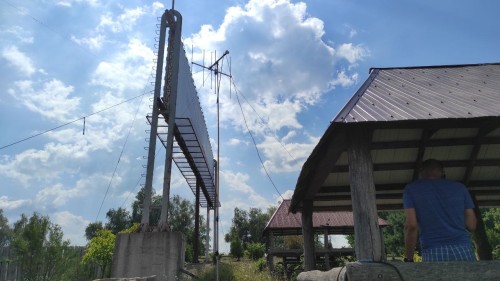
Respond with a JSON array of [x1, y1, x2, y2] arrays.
[[194, 180, 200, 262], [141, 10, 168, 228], [206, 206, 210, 263]]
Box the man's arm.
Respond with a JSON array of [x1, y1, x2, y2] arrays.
[[465, 208, 477, 232], [404, 208, 418, 260]]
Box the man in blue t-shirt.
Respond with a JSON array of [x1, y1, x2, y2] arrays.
[[403, 159, 477, 262]]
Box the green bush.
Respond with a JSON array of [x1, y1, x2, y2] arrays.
[[255, 257, 267, 272], [230, 236, 243, 260], [197, 263, 235, 281], [246, 242, 265, 260]]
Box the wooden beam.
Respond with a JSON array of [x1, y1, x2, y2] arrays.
[[331, 159, 500, 173], [301, 199, 315, 271], [370, 136, 500, 150], [304, 129, 349, 200], [347, 126, 383, 262], [412, 129, 437, 180], [318, 183, 500, 194]]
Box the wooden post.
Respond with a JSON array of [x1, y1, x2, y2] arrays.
[[193, 180, 200, 263], [324, 229, 331, 270], [347, 126, 383, 262], [267, 232, 275, 273], [302, 199, 315, 271]]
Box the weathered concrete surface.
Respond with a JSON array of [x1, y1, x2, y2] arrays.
[[94, 277, 156, 281], [111, 232, 185, 281], [346, 261, 500, 281], [297, 267, 346, 281]]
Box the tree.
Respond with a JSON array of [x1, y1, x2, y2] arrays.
[[225, 207, 274, 250], [11, 212, 71, 281], [131, 187, 162, 224], [168, 195, 207, 262], [82, 229, 115, 278], [481, 208, 500, 259], [379, 211, 406, 258], [346, 211, 407, 258], [246, 242, 266, 260], [230, 235, 243, 261], [248, 208, 270, 244], [0, 209, 11, 248], [85, 221, 104, 241], [105, 207, 131, 234]]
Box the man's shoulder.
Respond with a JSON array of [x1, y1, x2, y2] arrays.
[[440, 179, 467, 188]]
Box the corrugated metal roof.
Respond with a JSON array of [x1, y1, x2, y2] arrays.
[[290, 62, 500, 213], [335, 63, 500, 123], [265, 200, 388, 236]]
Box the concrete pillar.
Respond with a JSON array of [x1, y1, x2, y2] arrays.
[[111, 232, 185, 281]]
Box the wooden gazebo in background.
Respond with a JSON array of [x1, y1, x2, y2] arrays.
[[264, 200, 388, 271], [289, 63, 500, 278]]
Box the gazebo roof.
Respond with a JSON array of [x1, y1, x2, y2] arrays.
[[265, 200, 388, 236], [290, 63, 500, 213]]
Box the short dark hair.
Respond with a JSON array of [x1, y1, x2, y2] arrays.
[[420, 159, 444, 172]]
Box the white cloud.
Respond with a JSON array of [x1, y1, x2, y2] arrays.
[[71, 34, 105, 51], [0, 196, 32, 210], [335, 43, 370, 65], [274, 189, 294, 204], [51, 211, 90, 246], [330, 70, 359, 88], [36, 179, 93, 207], [0, 142, 90, 186], [98, 7, 146, 33], [342, 24, 358, 38], [221, 170, 273, 209], [257, 134, 319, 173], [2, 26, 34, 44], [56, 0, 99, 7], [1, 45, 36, 76], [151, 2, 165, 13], [227, 138, 244, 146], [91, 38, 154, 92], [8, 79, 80, 122], [188, 0, 368, 136]]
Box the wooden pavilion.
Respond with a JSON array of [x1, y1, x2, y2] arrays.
[[264, 200, 388, 272], [289, 63, 500, 279]]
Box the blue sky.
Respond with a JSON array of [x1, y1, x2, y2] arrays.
[[1, 0, 500, 251]]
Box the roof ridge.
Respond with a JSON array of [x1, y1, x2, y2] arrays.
[[369, 62, 500, 73]]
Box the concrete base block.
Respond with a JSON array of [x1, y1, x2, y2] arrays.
[[111, 232, 185, 281]]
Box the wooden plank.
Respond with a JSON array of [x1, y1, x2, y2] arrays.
[[347, 126, 383, 262], [346, 261, 500, 281], [301, 199, 315, 271]]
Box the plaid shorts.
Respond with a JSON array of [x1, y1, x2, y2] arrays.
[[422, 244, 476, 262]]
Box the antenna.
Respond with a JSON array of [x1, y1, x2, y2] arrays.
[[192, 50, 231, 281]]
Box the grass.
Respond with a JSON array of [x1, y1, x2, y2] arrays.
[[190, 256, 280, 281]]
